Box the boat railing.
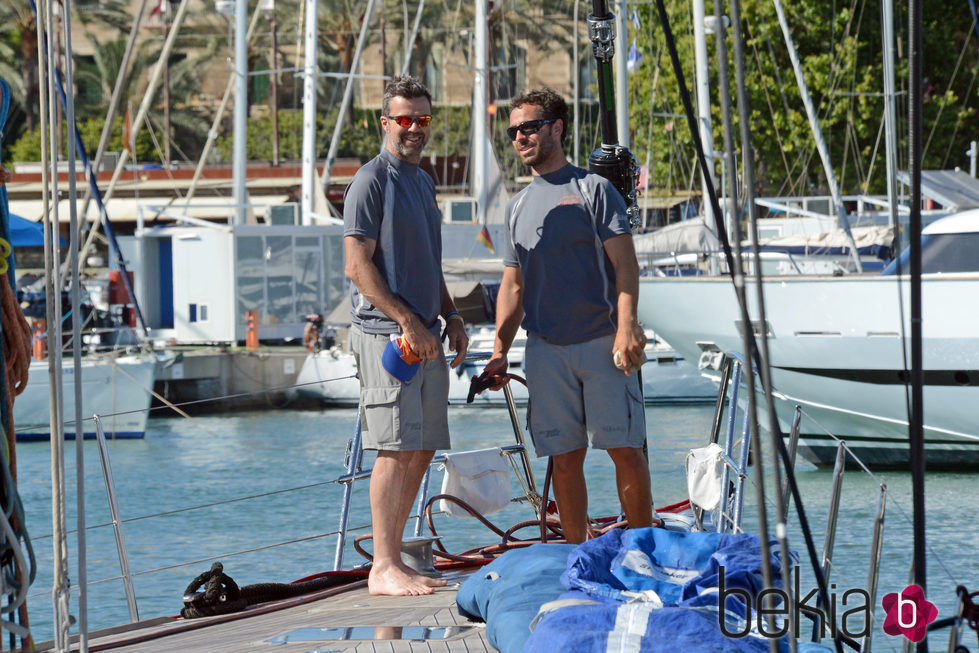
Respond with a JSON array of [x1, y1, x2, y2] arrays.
[[707, 348, 967, 648], [636, 247, 876, 278], [703, 350, 898, 648]]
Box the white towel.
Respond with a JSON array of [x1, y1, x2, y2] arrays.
[[685, 443, 725, 511], [439, 447, 511, 517]]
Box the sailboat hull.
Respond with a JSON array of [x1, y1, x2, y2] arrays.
[[14, 356, 157, 441]]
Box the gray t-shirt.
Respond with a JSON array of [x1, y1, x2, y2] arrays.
[[343, 149, 443, 334], [503, 164, 632, 345]]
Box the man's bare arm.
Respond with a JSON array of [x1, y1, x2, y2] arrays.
[[484, 265, 524, 386], [438, 277, 469, 368], [344, 234, 438, 359], [604, 233, 645, 374]]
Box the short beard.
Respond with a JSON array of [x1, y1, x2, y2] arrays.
[[393, 133, 427, 160], [521, 138, 554, 169]]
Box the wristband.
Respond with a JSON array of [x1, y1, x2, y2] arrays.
[[445, 310, 465, 323]]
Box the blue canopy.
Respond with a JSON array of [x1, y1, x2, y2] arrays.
[[7, 213, 63, 247]]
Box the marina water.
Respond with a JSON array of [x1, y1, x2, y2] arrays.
[[17, 404, 977, 649]]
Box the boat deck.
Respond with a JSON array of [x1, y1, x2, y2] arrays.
[[37, 569, 491, 653]]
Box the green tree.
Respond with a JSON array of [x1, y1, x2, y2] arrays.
[[625, 0, 979, 202], [9, 116, 158, 164], [0, 1, 40, 142]]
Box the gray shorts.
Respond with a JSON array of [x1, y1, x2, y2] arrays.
[[525, 332, 645, 457], [350, 326, 450, 451]]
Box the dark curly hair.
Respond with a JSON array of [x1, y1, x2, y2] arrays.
[[510, 87, 569, 145], [382, 75, 432, 115]]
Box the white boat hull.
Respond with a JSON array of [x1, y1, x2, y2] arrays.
[[14, 355, 158, 441], [638, 273, 979, 468], [295, 330, 717, 407]]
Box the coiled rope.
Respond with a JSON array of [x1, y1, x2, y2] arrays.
[[0, 76, 36, 649]]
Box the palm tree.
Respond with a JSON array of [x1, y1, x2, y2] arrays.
[[0, 2, 39, 140]]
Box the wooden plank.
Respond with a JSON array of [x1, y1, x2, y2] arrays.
[[67, 570, 492, 653]]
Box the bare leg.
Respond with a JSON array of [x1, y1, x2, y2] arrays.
[[374, 626, 402, 640], [607, 446, 653, 529], [368, 449, 447, 596], [550, 448, 589, 544]]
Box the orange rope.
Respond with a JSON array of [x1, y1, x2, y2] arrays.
[[2, 273, 32, 466]]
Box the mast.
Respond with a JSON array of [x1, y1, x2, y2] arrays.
[[614, 0, 629, 148], [36, 0, 71, 645], [473, 0, 488, 225], [232, 0, 249, 225], [691, 0, 715, 234], [587, 0, 640, 227], [881, 0, 899, 228], [299, 0, 318, 224], [61, 0, 90, 645]]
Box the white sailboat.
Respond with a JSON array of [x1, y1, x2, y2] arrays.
[[14, 353, 157, 441]]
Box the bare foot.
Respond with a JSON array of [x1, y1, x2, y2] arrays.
[[368, 560, 446, 596]]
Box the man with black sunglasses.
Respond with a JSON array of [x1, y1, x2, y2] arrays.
[[343, 75, 468, 595], [485, 87, 652, 544]]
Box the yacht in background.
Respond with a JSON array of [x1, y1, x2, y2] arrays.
[[637, 210, 979, 469]]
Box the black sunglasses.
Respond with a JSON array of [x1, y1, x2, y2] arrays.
[[507, 118, 557, 141], [384, 114, 433, 128]]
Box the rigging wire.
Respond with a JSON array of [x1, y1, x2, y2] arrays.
[[922, 16, 975, 162], [653, 2, 845, 649]]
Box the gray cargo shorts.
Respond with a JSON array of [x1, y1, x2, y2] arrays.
[[524, 332, 645, 457], [350, 326, 450, 451]]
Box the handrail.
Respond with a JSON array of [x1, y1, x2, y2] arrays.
[[332, 411, 364, 572], [93, 415, 139, 622], [331, 350, 540, 571]]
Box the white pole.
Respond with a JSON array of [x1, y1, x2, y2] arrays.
[[692, 0, 716, 271], [881, 0, 899, 228], [401, 0, 425, 75], [300, 0, 319, 225], [233, 0, 249, 225], [474, 0, 488, 224], [61, 0, 90, 645]]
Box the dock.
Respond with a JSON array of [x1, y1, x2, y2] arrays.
[[153, 347, 324, 412]]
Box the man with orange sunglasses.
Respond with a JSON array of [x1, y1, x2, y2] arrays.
[[343, 75, 468, 596]]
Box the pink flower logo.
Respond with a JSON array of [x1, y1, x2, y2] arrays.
[[882, 584, 938, 642]]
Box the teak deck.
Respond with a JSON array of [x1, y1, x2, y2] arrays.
[[34, 570, 493, 653]]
